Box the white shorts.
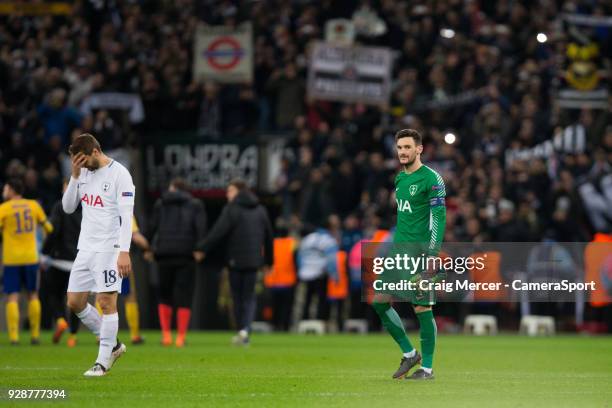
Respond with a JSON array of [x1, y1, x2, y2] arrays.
[[67, 250, 122, 293]]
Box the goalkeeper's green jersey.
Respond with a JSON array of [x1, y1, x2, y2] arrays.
[[393, 164, 447, 256]]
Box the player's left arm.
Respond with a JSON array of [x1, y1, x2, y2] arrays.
[[33, 201, 54, 234], [117, 169, 135, 277], [428, 172, 446, 257], [426, 172, 447, 283], [131, 216, 151, 251]]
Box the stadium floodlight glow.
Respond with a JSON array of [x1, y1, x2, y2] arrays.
[[444, 133, 456, 144], [440, 28, 455, 39], [537, 33, 547, 43]]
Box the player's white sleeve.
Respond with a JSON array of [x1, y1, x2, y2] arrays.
[[117, 169, 135, 252], [119, 207, 133, 251], [62, 177, 80, 214]]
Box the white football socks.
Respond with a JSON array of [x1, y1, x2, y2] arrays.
[[76, 303, 102, 336], [96, 313, 119, 369], [421, 367, 433, 374], [403, 349, 416, 358]]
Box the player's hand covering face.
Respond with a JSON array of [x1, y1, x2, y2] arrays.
[[71, 153, 88, 178], [71, 151, 101, 174]]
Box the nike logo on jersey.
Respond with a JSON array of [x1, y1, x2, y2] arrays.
[[81, 194, 104, 207]]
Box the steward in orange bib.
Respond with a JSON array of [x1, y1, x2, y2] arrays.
[[264, 223, 297, 331]]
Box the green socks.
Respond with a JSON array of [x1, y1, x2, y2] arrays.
[[416, 309, 437, 369], [373, 303, 438, 369], [372, 302, 414, 353]]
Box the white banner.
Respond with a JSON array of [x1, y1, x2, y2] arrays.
[[556, 89, 609, 109], [193, 23, 253, 83], [307, 42, 392, 105], [80, 93, 144, 123], [504, 124, 587, 166], [563, 13, 612, 27]]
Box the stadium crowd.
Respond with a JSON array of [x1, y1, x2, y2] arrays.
[[1, 0, 611, 334]]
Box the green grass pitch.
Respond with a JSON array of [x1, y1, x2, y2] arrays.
[[1, 331, 611, 407]]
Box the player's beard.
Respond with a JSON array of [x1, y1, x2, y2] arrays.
[[86, 158, 100, 171], [400, 154, 416, 168]]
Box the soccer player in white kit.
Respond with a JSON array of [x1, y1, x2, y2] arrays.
[[63, 134, 134, 377]]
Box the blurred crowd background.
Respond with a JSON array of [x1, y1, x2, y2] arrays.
[[1, 0, 611, 332]]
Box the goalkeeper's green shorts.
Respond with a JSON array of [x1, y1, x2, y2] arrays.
[[378, 272, 437, 306], [408, 279, 437, 306], [374, 243, 439, 306]]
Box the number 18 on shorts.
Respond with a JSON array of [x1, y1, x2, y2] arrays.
[[68, 250, 123, 293]]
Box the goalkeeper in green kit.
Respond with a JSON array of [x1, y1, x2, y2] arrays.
[[372, 129, 446, 380]]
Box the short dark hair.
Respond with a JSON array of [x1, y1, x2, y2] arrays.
[[395, 129, 422, 145], [170, 177, 190, 192], [6, 178, 25, 196], [68, 133, 101, 156], [228, 178, 247, 191]]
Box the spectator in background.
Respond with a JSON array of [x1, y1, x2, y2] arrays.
[[36, 89, 83, 147], [140, 71, 163, 132], [546, 170, 589, 242], [198, 81, 222, 139], [92, 110, 121, 151], [286, 146, 314, 216], [341, 214, 363, 253], [221, 84, 258, 136], [147, 178, 207, 348], [297, 219, 339, 323], [490, 199, 531, 242], [37, 162, 63, 213], [197, 179, 273, 346], [64, 58, 100, 106], [299, 167, 334, 229], [265, 62, 305, 130], [330, 160, 361, 218]]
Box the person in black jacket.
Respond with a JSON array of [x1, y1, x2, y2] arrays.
[[147, 178, 206, 347], [197, 179, 273, 345], [41, 180, 83, 346]]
